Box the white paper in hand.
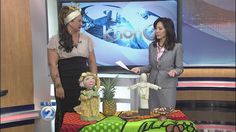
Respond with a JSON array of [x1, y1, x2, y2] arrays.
[[115, 60, 130, 71]]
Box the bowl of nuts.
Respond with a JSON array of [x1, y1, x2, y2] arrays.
[[119, 111, 139, 119], [152, 107, 174, 121]]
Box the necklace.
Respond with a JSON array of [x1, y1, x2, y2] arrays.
[[73, 43, 78, 48]]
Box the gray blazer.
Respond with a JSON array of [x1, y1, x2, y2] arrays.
[[140, 43, 184, 109]]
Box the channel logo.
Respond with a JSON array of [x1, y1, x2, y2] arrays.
[[40, 101, 56, 121]]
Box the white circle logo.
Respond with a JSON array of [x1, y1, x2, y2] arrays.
[[40, 106, 55, 120]]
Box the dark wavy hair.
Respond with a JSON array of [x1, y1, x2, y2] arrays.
[[58, 6, 75, 53], [152, 17, 176, 50]]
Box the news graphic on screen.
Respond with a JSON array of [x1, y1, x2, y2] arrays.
[[62, 1, 177, 67]]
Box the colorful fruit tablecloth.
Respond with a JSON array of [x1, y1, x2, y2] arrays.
[[61, 110, 197, 132]]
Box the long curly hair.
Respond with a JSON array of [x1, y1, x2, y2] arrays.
[[58, 6, 79, 53]]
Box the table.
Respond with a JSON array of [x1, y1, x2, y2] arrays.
[[61, 110, 197, 132]]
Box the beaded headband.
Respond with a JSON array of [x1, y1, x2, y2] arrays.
[[64, 9, 81, 25]]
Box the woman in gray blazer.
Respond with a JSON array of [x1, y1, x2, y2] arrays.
[[131, 17, 184, 111]]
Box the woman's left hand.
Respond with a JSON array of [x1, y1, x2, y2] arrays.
[[168, 70, 177, 77], [56, 87, 65, 99]]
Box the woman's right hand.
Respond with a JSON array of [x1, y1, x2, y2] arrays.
[[56, 87, 65, 99], [131, 67, 141, 74]]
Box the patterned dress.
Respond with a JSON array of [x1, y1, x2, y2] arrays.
[[74, 87, 101, 121]]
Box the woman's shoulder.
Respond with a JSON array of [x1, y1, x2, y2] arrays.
[[48, 34, 60, 45], [80, 33, 91, 40], [149, 42, 155, 48], [175, 43, 182, 48], [175, 42, 182, 45], [48, 34, 60, 49], [49, 34, 59, 41], [173, 43, 183, 52]]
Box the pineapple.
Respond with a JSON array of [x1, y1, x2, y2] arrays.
[[100, 76, 118, 116]]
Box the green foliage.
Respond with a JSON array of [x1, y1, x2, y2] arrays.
[[100, 76, 118, 101]]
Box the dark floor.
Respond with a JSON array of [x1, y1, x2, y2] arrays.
[[177, 100, 236, 132]]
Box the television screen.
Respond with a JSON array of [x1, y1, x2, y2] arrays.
[[182, 0, 235, 67], [59, 0, 178, 71]]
